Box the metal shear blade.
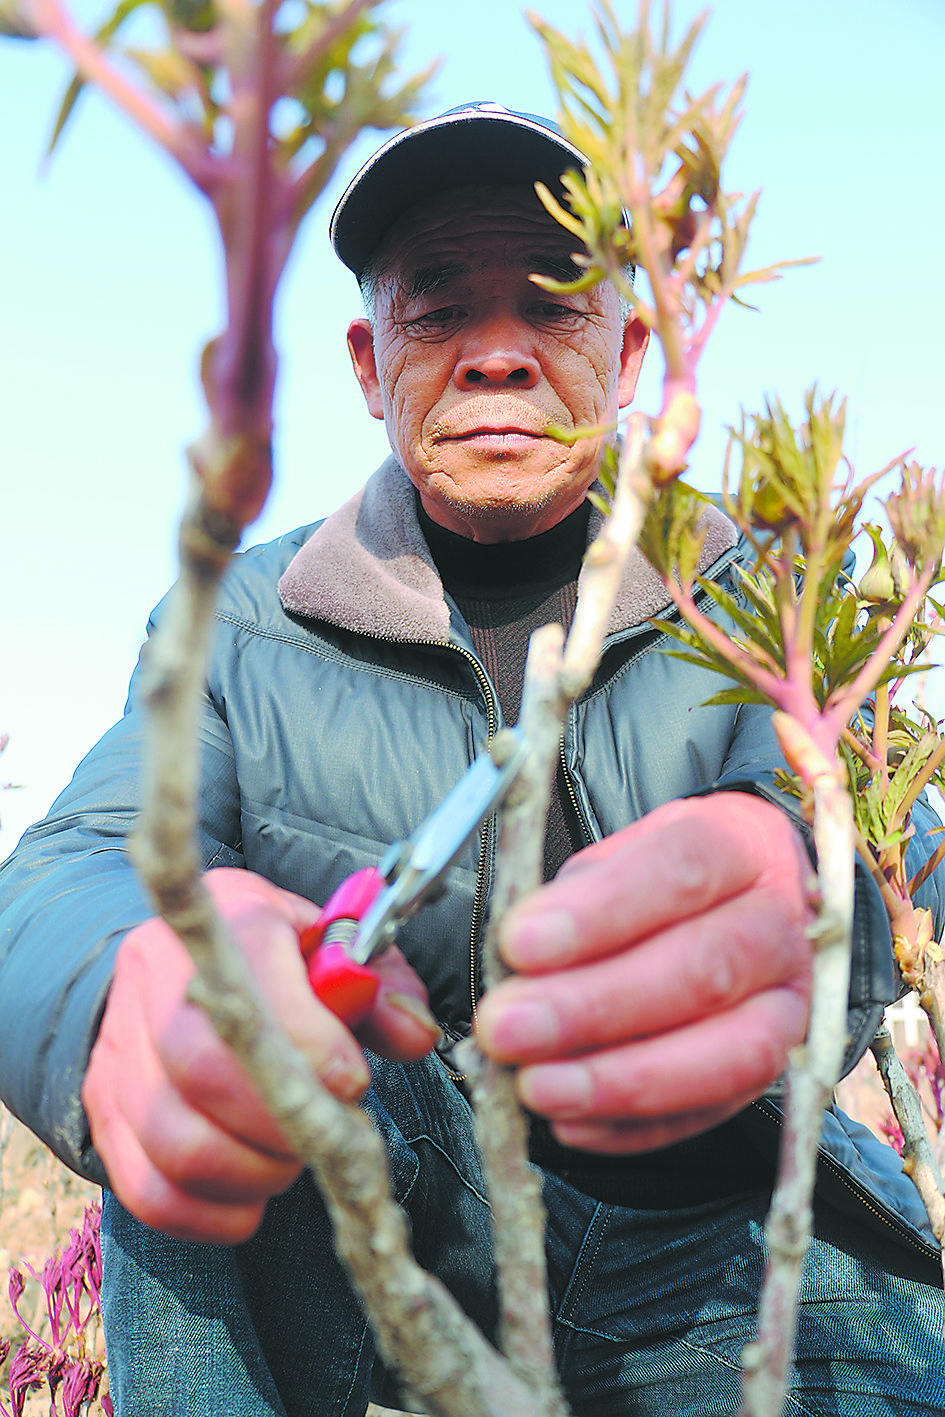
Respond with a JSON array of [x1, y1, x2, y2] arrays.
[[348, 729, 529, 964]]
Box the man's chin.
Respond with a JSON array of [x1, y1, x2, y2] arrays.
[[416, 473, 591, 541]]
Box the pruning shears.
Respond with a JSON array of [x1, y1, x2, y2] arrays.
[[298, 730, 529, 1027]]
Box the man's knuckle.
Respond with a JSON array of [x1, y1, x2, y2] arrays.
[[146, 1124, 220, 1191], [692, 947, 739, 1010], [666, 838, 714, 905]]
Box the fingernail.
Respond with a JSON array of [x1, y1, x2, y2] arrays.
[[520, 1061, 592, 1115], [500, 909, 577, 967], [485, 999, 560, 1055], [320, 1053, 370, 1102], [386, 991, 439, 1034]]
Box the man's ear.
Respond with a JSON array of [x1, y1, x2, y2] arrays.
[[347, 319, 385, 421], [617, 313, 650, 409]]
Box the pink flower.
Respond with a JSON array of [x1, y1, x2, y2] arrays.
[[60, 1357, 104, 1417], [6, 1271, 24, 1313], [3, 1204, 111, 1415], [6, 1342, 48, 1417]]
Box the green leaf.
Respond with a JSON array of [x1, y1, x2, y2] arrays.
[[124, 44, 206, 99], [544, 418, 616, 447], [908, 830, 945, 893], [885, 734, 945, 824], [160, 0, 216, 33], [819, 590, 874, 696], [700, 684, 776, 709], [734, 256, 820, 288], [47, 0, 149, 159], [692, 576, 785, 671], [639, 479, 707, 585], [774, 768, 803, 800]]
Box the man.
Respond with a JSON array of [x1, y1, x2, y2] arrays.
[[1, 103, 943, 1415]]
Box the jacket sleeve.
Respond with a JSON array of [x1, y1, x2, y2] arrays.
[[0, 599, 244, 1183], [710, 696, 945, 1077]]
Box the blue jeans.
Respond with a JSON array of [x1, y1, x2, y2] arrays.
[[100, 1055, 945, 1415]]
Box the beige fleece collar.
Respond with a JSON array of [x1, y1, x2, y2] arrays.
[[277, 456, 738, 643]]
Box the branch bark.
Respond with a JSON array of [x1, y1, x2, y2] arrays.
[[465, 630, 570, 1413], [739, 774, 854, 1416], [561, 414, 649, 699], [870, 1025, 945, 1286], [132, 483, 555, 1417], [464, 418, 654, 1413]]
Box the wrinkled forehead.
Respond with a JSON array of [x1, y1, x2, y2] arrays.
[[370, 185, 587, 291]]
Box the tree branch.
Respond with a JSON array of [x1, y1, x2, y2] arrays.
[[132, 482, 553, 1417], [24, 0, 214, 183], [740, 774, 855, 1416], [465, 630, 570, 1412], [561, 415, 649, 698], [870, 1025, 945, 1292]]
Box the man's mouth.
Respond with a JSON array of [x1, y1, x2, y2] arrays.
[[438, 427, 545, 443]]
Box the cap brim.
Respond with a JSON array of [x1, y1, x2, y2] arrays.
[[330, 110, 587, 279]]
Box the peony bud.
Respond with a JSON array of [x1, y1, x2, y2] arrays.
[[646, 392, 701, 483]]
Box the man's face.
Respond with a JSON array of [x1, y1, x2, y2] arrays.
[[347, 188, 648, 542]]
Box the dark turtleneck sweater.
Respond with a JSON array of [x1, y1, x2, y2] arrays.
[[418, 497, 588, 882], [418, 497, 771, 1207]]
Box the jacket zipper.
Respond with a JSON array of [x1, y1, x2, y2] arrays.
[[560, 734, 594, 849], [754, 1099, 939, 1261], [347, 632, 497, 1084], [821, 1150, 940, 1252], [818, 1147, 938, 1258], [444, 640, 500, 1061], [408, 548, 743, 1076]]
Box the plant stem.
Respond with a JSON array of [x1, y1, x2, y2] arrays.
[[468, 629, 570, 1413], [870, 1025, 945, 1290], [561, 414, 649, 698], [918, 982, 945, 1076], [131, 481, 548, 1417], [466, 418, 655, 1410], [739, 773, 854, 1417]]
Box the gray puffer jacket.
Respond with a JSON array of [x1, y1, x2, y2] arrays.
[[0, 458, 941, 1278]]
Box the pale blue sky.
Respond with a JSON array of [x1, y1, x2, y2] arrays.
[[2, 0, 943, 856]]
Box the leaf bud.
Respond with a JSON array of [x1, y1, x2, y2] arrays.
[[893, 906, 939, 986], [858, 548, 898, 605], [750, 477, 796, 533], [646, 391, 701, 483]]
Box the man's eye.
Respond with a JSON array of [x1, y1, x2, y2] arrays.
[[529, 301, 583, 324], [406, 306, 465, 331]]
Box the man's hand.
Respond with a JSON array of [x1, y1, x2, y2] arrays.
[[475, 794, 814, 1153], [82, 869, 437, 1244]]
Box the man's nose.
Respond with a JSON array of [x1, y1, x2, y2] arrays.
[[454, 316, 541, 389]]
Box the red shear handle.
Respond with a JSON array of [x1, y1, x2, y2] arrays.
[[298, 868, 385, 1028], [305, 944, 379, 1028]]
